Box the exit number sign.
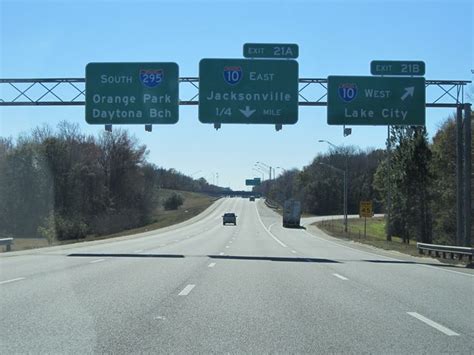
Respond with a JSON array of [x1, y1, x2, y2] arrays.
[[243, 43, 299, 59], [370, 60, 425, 76]]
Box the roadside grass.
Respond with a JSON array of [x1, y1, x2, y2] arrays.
[[4, 189, 217, 252], [316, 217, 421, 257]]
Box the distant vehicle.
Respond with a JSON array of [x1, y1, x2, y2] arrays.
[[222, 213, 237, 225], [283, 199, 301, 228], [249, 196, 255, 201]]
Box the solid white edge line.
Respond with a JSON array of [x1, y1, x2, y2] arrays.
[[407, 312, 460, 336], [302, 229, 474, 278], [134, 249, 143, 253], [208, 263, 216, 268], [255, 204, 287, 248], [0, 277, 26, 285], [333, 273, 348, 281], [178, 284, 195, 296], [90, 259, 105, 264]]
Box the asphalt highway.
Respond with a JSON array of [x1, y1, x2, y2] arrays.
[[1, 198, 473, 353]]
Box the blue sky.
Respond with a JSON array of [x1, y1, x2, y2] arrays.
[[1, 0, 472, 189]]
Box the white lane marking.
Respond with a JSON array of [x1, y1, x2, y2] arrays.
[[208, 263, 216, 268], [291, 250, 297, 254], [333, 273, 348, 281], [219, 252, 224, 255], [303, 230, 474, 278], [417, 263, 474, 277], [225, 246, 230, 249], [0, 277, 25, 285], [134, 249, 143, 253], [178, 284, 195, 296], [90, 259, 105, 264], [302, 230, 402, 261], [407, 312, 459, 336], [229, 241, 233, 244], [255, 205, 287, 248]]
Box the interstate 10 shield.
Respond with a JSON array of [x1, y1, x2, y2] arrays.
[[223, 66, 242, 85]]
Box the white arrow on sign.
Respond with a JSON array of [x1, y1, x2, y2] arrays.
[[401, 86, 415, 101], [239, 106, 256, 118]]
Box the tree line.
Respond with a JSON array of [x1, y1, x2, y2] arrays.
[[255, 115, 461, 246], [0, 122, 223, 242]]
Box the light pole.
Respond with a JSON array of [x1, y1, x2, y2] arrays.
[[208, 173, 216, 185], [318, 139, 337, 150], [190, 170, 202, 178], [318, 162, 348, 233], [256, 161, 273, 180], [254, 163, 268, 180], [276, 166, 287, 177], [318, 140, 349, 233], [252, 168, 265, 181]]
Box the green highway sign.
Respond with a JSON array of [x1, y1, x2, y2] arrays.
[[243, 43, 299, 59], [85, 62, 179, 125], [246, 178, 261, 186], [199, 59, 298, 124], [370, 60, 425, 76], [327, 76, 425, 126]]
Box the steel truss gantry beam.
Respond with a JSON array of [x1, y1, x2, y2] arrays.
[[0, 77, 470, 107]]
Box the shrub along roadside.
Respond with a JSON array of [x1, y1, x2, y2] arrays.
[[5, 190, 217, 252]]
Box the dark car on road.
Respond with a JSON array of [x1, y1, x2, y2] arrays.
[[222, 213, 237, 225]]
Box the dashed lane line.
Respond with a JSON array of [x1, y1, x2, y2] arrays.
[[178, 284, 195, 296], [89, 259, 105, 264], [407, 312, 460, 336], [0, 277, 26, 285]]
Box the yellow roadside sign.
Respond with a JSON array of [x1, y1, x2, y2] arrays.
[[360, 201, 373, 218]]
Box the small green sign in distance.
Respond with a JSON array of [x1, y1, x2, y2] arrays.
[[327, 76, 425, 126], [199, 58, 298, 124], [243, 43, 299, 59], [86, 62, 179, 125], [370, 60, 425, 76], [246, 178, 261, 186]]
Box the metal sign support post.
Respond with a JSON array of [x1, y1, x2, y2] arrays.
[[464, 104, 472, 247], [364, 216, 367, 239], [386, 125, 392, 241], [456, 105, 464, 246]]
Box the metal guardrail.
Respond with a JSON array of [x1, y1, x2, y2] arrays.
[[417, 242, 473, 262], [0, 238, 13, 252], [264, 199, 279, 209]]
